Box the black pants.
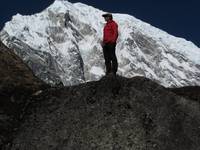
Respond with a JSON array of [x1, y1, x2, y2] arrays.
[[103, 43, 118, 75]]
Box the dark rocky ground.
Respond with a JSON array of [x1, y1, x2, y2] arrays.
[[169, 86, 200, 103], [0, 41, 200, 150], [0, 41, 47, 147]]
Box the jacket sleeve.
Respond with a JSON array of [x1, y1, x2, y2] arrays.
[[111, 22, 118, 43]]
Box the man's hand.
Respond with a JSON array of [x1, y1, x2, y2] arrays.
[[100, 41, 105, 48]]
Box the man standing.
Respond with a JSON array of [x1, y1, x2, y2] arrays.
[[101, 13, 119, 76]]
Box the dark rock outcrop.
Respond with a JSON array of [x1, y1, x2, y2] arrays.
[[0, 41, 46, 147], [6, 75, 200, 150], [169, 86, 200, 102]]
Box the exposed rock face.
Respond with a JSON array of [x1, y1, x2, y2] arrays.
[[1, 0, 200, 87], [5, 76, 200, 150], [0, 41, 46, 147]]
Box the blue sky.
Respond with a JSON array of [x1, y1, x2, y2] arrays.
[[0, 0, 199, 47]]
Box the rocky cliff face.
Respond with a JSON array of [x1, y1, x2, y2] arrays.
[[1, 0, 200, 87]]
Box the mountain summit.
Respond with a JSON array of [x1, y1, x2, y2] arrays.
[[1, 0, 200, 87]]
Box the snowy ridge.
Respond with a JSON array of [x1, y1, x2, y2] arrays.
[[0, 0, 200, 87]]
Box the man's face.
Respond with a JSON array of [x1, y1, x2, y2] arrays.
[[104, 16, 110, 22]]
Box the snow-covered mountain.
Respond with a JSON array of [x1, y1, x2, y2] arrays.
[[1, 0, 200, 87]]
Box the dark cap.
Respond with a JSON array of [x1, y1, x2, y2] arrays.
[[102, 13, 113, 18]]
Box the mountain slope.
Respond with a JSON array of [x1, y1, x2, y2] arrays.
[[5, 76, 200, 150], [1, 0, 200, 87]]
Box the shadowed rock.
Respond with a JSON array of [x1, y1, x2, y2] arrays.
[[6, 75, 200, 150], [0, 41, 46, 147], [169, 86, 200, 102]]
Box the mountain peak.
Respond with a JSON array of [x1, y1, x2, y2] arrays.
[[1, 1, 200, 87]]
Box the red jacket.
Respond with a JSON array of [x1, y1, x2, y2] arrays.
[[103, 20, 118, 44]]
